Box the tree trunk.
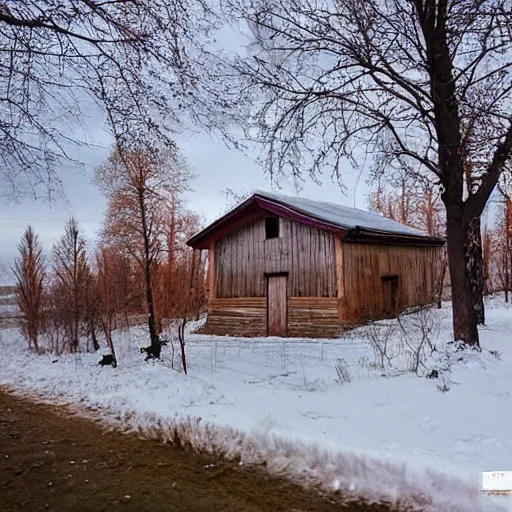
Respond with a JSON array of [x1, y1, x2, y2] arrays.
[[506, 200, 510, 303], [144, 260, 161, 356], [90, 323, 100, 352], [137, 186, 161, 358], [178, 319, 187, 375], [464, 217, 485, 325], [106, 331, 117, 368], [71, 312, 79, 353], [101, 318, 117, 367], [482, 229, 492, 295], [437, 252, 447, 309], [445, 205, 480, 346]]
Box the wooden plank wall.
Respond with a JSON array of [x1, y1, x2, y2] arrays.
[[287, 298, 339, 337], [203, 215, 442, 337], [201, 297, 340, 338], [215, 217, 337, 298], [342, 243, 442, 324], [201, 298, 266, 337]]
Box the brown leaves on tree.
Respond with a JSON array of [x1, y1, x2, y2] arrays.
[[95, 144, 201, 361], [13, 226, 45, 351]]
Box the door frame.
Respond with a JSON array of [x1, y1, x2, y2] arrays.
[[265, 272, 289, 337], [381, 274, 399, 316]]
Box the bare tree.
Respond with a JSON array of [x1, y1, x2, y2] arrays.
[[170, 247, 206, 376], [82, 264, 101, 352], [52, 217, 89, 352], [96, 145, 191, 359], [230, 0, 512, 346], [13, 226, 45, 350], [368, 173, 445, 237], [369, 171, 447, 307], [482, 226, 493, 295], [95, 246, 135, 367], [0, 0, 228, 200], [154, 204, 203, 329], [506, 199, 512, 301], [40, 278, 67, 354]]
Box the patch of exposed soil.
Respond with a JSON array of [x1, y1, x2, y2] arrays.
[[0, 390, 398, 512]]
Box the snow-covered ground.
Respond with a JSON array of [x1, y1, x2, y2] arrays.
[[1, 298, 511, 511]]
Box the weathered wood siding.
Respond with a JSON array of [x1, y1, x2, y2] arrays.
[[267, 275, 288, 336], [201, 215, 442, 338], [287, 298, 339, 337], [341, 243, 441, 324], [201, 297, 340, 338], [202, 298, 266, 337], [215, 217, 337, 298]]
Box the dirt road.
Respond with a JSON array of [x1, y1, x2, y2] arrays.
[[0, 391, 396, 512]]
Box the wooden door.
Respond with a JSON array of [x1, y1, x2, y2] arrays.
[[267, 275, 288, 337], [381, 275, 399, 316]]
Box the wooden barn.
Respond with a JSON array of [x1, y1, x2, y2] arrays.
[[187, 191, 444, 338]]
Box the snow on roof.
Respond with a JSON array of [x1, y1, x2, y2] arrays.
[[253, 190, 431, 238]]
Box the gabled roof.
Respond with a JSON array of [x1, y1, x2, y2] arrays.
[[187, 190, 444, 249]]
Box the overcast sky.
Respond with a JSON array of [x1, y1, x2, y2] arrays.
[[0, 123, 370, 284], [0, 20, 373, 285]]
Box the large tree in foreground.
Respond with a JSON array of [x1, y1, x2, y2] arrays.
[[231, 0, 512, 345], [0, 0, 226, 200]]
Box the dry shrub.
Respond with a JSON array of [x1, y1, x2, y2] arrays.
[[362, 308, 441, 376], [334, 359, 351, 384], [398, 307, 440, 375], [363, 322, 398, 369]]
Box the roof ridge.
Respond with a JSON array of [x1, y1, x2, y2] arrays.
[[187, 191, 444, 249], [252, 189, 427, 231]]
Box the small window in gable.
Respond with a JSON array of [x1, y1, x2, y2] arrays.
[[265, 216, 280, 239]]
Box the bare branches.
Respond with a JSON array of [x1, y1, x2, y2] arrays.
[[228, 0, 512, 345], [51, 218, 91, 352], [368, 171, 445, 237], [0, 0, 227, 200], [230, 0, 512, 197], [466, 121, 512, 218], [230, 0, 440, 180]]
